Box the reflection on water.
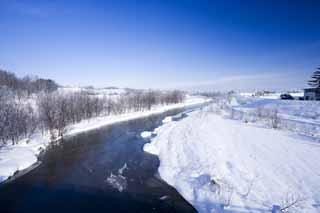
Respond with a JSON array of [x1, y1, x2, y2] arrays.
[[0, 109, 196, 213]]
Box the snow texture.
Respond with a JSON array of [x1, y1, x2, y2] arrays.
[[144, 104, 320, 212]]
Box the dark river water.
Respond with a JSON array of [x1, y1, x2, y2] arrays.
[[0, 108, 197, 213]]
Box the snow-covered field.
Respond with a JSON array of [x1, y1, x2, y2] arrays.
[[0, 95, 209, 183], [239, 92, 304, 100], [234, 97, 320, 122], [231, 95, 320, 138], [59, 86, 126, 96], [144, 100, 320, 212]]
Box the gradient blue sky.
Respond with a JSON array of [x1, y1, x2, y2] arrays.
[[1, 0, 319, 91]]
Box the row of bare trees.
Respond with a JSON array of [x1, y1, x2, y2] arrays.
[[0, 69, 185, 145], [37, 90, 185, 140], [0, 89, 185, 145], [115, 90, 184, 113], [37, 92, 105, 140]]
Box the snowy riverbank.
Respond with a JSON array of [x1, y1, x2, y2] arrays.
[[144, 103, 320, 212], [0, 95, 209, 183]]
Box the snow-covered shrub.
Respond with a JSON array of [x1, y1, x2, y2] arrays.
[[268, 107, 279, 129], [213, 180, 234, 207], [276, 193, 306, 212], [230, 108, 236, 119], [255, 106, 265, 118]]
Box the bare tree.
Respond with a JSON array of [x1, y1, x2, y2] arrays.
[[0, 96, 38, 145], [279, 193, 306, 212], [37, 93, 58, 140]]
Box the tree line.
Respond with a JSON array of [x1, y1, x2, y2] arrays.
[[0, 73, 185, 145], [0, 69, 59, 96], [37, 90, 185, 140]]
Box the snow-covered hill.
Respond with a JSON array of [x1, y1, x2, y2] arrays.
[[58, 86, 127, 97]]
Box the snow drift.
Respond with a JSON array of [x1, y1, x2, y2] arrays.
[[144, 105, 320, 212]]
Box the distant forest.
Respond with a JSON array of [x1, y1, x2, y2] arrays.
[[0, 69, 59, 96]]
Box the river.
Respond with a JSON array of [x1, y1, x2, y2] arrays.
[[0, 108, 198, 213]]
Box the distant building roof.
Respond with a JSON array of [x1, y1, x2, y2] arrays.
[[304, 88, 320, 92]]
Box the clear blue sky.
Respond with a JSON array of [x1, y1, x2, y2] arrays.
[[0, 0, 319, 91]]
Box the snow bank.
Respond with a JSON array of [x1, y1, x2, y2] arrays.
[[141, 131, 152, 138], [66, 95, 209, 136], [0, 135, 50, 182], [162, 116, 172, 123], [0, 95, 209, 183], [144, 106, 320, 212]]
